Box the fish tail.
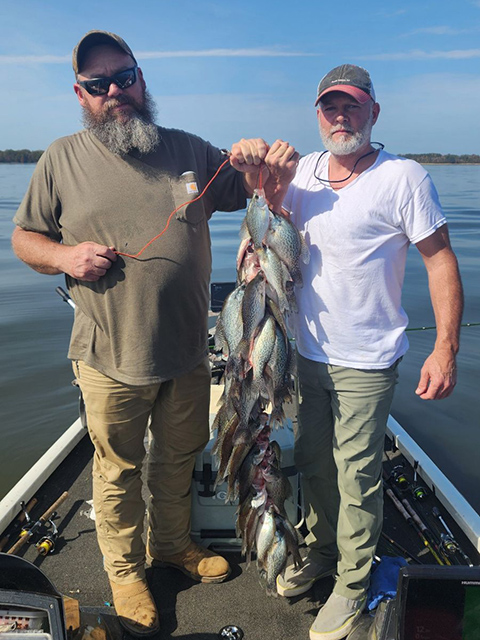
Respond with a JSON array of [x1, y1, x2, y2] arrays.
[[269, 406, 286, 429]]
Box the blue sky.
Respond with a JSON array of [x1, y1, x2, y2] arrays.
[[1, 0, 480, 155]]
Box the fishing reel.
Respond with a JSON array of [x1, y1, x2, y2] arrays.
[[411, 460, 429, 500], [411, 483, 429, 501], [389, 465, 409, 492], [35, 515, 59, 555], [439, 533, 459, 556], [17, 501, 35, 539]]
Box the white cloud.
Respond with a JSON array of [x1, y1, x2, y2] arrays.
[[376, 8, 407, 17], [0, 54, 71, 65], [0, 48, 320, 66], [137, 48, 321, 59], [401, 26, 477, 36], [360, 48, 480, 60]]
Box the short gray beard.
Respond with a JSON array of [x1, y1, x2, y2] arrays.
[[82, 89, 160, 155], [320, 112, 374, 156]]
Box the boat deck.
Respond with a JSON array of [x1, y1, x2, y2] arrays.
[[1, 422, 478, 640]]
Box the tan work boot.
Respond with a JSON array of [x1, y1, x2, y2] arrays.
[[109, 579, 159, 637], [148, 541, 231, 583]]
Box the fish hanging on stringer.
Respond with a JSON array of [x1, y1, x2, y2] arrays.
[[212, 186, 310, 595]]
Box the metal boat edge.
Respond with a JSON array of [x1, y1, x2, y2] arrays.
[[0, 419, 86, 535], [1, 412, 479, 556], [386, 415, 480, 553]]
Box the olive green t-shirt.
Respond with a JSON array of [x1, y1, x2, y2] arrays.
[[14, 127, 246, 385]]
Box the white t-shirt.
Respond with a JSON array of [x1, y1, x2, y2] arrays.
[[283, 149, 446, 369]]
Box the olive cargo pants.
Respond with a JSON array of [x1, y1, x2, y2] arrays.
[[73, 358, 211, 584], [294, 353, 400, 599]]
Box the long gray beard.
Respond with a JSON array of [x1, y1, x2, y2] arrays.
[[82, 89, 160, 156]]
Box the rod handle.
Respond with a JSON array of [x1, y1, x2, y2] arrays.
[[7, 492, 68, 555]]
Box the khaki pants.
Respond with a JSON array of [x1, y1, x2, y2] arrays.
[[73, 358, 211, 584], [295, 353, 400, 599]]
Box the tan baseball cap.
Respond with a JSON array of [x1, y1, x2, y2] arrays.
[[72, 30, 137, 74]]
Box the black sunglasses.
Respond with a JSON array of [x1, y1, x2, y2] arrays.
[[78, 66, 138, 96]]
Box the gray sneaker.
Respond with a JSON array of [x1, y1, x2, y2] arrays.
[[276, 553, 336, 597], [309, 592, 366, 640]]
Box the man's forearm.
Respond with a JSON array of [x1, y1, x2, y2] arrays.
[[427, 251, 463, 354], [11, 227, 64, 275], [12, 226, 118, 282]]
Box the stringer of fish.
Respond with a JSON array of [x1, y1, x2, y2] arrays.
[[211, 187, 309, 594]]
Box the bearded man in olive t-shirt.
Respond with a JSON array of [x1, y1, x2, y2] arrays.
[[12, 30, 298, 638]]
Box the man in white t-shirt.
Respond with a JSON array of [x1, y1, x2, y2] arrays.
[[230, 64, 463, 640]]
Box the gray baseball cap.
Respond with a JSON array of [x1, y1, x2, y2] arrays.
[[72, 30, 137, 74], [315, 64, 376, 106]]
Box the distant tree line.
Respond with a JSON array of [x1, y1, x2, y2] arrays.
[[400, 153, 480, 164], [1, 149, 480, 164], [0, 149, 44, 163]]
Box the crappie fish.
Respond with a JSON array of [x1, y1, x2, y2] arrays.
[[265, 296, 289, 343], [276, 514, 303, 570], [238, 441, 269, 505], [263, 464, 292, 515], [264, 529, 288, 597], [226, 418, 269, 496], [266, 323, 294, 427], [266, 440, 282, 468], [237, 271, 266, 363], [256, 506, 277, 568], [264, 211, 310, 287], [215, 283, 246, 357], [237, 498, 261, 565], [231, 372, 264, 445], [243, 188, 271, 250], [251, 314, 276, 382], [257, 246, 292, 315], [237, 238, 261, 285], [212, 406, 240, 488]]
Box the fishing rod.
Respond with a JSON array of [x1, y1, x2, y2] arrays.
[[383, 478, 447, 566], [380, 531, 422, 564], [55, 286, 75, 309], [383, 482, 444, 565], [432, 506, 474, 566], [7, 491, 68, 556], [0, 497, 38, 552], [386, 462, 469, 566], [384, 471, 452, 566], [406, 322, 480, 332]]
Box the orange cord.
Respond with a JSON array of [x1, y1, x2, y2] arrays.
[[257, 164, 263, 190], [115, 157, 230, 259]]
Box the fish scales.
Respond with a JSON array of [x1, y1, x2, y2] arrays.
[[251, 314, 276, 382], [264, 211, 310, 287], [216, 283, 246, 356], [245, 188, 271, 250], [264, 529, 288, 597], [257, 246, 291, 314]]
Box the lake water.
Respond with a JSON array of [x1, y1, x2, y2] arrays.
[[1, 163, 479, 514]]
